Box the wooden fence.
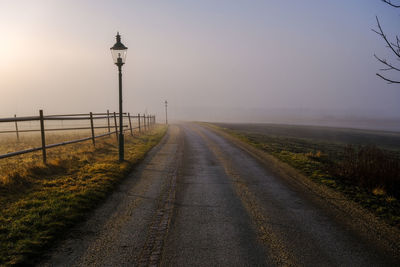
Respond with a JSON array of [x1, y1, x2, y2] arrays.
[[0, 110, 156, 163]]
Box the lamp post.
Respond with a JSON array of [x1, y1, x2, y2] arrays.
[[110, 32, 128, 161], [165, 100, 168, 125]]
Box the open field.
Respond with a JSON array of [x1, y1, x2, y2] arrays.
[[211, 122, 400, 228], [214, 123, 400, 150], [0, 125, 167, 266]]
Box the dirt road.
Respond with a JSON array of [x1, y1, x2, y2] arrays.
[[41, 123, 400, 266]]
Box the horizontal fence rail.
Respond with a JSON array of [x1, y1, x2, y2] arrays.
[[0, 110, 156, 163]]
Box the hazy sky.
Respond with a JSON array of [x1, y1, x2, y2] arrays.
[[0, 0, 399, 123]]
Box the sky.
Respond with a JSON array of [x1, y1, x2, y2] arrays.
[[0, 0, 399, 126]]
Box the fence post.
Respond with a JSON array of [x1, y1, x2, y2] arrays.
[[144, 114, 147, 131], [113, 112, 118, 140], [90, 112, 95, 146], [14, 114, 19, 142], [107, 109, 111, 134], [128, 112, 133, 136], [39, 110, 47, 164], [138, 113, 141, 133]]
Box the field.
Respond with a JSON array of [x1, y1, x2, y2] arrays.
[[0, 125, 167, 266], [212, 122, 400, 228]]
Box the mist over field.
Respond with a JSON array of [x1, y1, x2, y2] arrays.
[[170, 106, 400, 132], [0, 0, 399, 131]]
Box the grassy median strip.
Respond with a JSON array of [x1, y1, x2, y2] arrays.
[[0, 126, 167, 266], [206, 123, 400, 229]]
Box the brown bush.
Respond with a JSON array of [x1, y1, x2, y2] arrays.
[[335, 145, 400, 197]]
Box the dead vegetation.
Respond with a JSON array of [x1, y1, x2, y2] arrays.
[[334, 145, 400, 198]]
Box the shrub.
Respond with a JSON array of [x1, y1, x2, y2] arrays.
[[335, 145, 400, 197]]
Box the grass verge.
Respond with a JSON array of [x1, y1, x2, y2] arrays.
[[205, 123, 400, 229], [0, 125, 167, 266]]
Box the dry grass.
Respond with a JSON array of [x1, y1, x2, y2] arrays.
[[334, 145, 400, 197], [0, 130, 108, 187], [0, 126, 167, 266]]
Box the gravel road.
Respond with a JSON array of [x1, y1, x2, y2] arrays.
[[41, 123, 400, 266]]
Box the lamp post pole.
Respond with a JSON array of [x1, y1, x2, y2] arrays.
[[110, 32, 128, 162], [118, 63, 124, 161], [165, 100, 168, 125]]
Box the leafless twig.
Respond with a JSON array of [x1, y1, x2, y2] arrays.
[[373, 17, 400, 58], [374, 54, 400, 71], [381, 0, 400, 8], [373, 15, 400, 84], [376, 73, 400, 84]]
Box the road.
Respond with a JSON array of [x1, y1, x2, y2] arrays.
[[42, 123, 400, 266]]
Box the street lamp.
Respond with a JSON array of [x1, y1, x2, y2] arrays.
[[110, 32, 128, 161]]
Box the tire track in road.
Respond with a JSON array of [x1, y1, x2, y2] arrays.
[[137, 127, 183, 266], [137, 166, 177, 266]]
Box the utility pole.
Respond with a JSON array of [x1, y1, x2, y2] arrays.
[[165, 100, 168, 124]]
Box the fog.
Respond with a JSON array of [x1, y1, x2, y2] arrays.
[[0, 0, 399, 131]]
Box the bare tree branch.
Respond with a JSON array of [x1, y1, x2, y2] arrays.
[[390, 36, 400, 50], [374, 54, 400, 71], [376, 73, 400, 84], [374, 17, 400, 58], [374, 2, 400, 84], [381, 0, 400, 8]]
